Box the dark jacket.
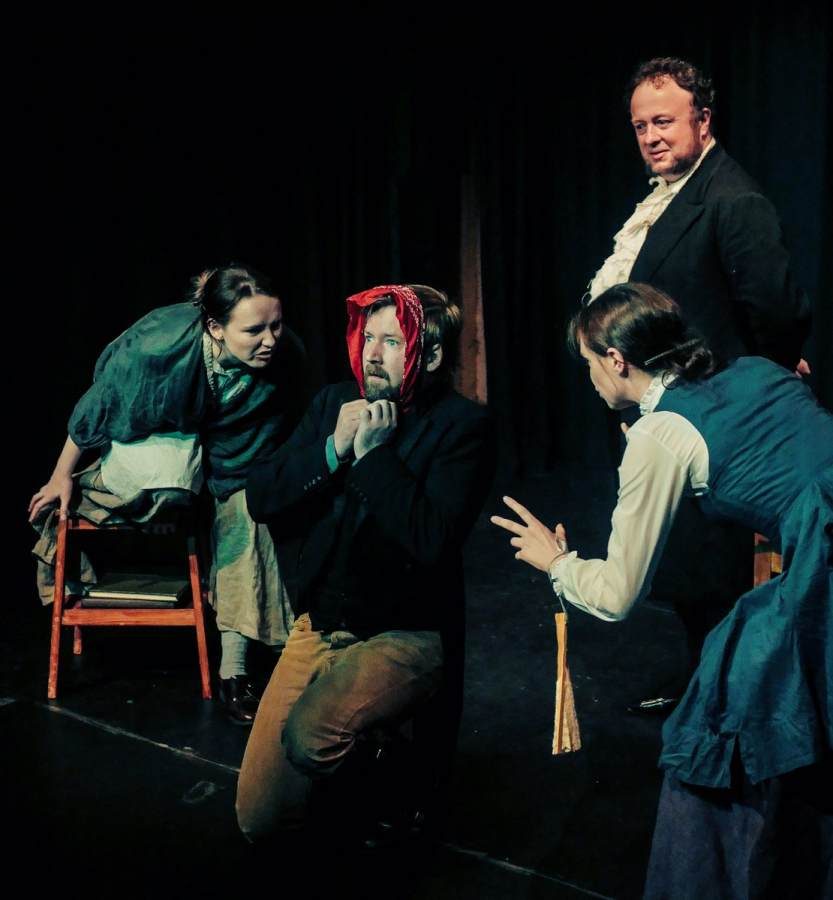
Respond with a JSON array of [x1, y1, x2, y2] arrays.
[[630, 143, 811, 370], [246, 381, 495, 639]]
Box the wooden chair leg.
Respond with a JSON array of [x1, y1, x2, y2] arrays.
[[753, 532, 783, 587], [188, 532, 212, 700], [48, 516, 69, 700], [73, 626, 83, 655]]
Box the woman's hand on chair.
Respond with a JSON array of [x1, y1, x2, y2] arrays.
[[29, 473, 73, 523], [29, 436, 83, 523]]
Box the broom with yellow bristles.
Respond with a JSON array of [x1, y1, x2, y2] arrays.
[[553, 606, 581, 754]]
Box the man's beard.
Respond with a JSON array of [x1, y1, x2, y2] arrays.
[[364, 367, 401, 402]]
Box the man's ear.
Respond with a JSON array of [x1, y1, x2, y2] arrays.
[[206, 318, 224, 342], [605, 347, 628, 374], [425, 343, 443, 373], [698, 107, 712, 140]]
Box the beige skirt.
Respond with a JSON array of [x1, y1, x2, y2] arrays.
[[210, 489, 293, 646]]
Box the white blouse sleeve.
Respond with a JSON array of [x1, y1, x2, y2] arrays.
[[550, 411, 708, 622]]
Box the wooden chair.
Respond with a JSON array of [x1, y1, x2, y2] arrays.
[[48, 515, 212, 700], [753, 532, 782, 587]]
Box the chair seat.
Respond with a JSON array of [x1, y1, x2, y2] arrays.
[[48, 515, 212, 700]]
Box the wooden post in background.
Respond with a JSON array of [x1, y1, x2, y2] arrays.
[[456, 174, 488, 404]]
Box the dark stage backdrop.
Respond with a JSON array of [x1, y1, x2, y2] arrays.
[[16, 9, 831, 524], [476, 9, 831, 472]]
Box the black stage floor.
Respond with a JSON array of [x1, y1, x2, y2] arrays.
[[5, 464, 688, 899]]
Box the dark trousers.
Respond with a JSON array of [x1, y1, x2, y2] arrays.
[[616, 408, 751, 680], [652, 498, 751, 675]]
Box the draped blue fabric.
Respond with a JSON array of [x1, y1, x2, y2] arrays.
[[656, 358, 833, 787]]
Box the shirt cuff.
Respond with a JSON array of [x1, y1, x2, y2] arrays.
[[325, 434, 344, 474], [548, 551, 577, 598]]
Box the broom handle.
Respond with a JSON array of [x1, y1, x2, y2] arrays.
[[555, 611, 568, 752]]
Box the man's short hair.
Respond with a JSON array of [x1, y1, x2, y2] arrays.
[[366, 285, 462, 376], [625, 57, 716, 123]]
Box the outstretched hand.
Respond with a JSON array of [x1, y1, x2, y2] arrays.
[[490, 495, 569, 573]]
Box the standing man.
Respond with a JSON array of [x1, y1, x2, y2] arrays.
[[588, 57, 811, 712], [589, 56, 810, 369], [236, 283, 495, 843]]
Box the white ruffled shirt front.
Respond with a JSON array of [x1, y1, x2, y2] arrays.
[[586, 139, 716, 301], [549, 375, 710, 621]]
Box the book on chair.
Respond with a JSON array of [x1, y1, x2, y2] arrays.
[[80, 572, 190, 608]]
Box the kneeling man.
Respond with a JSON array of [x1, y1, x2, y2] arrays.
[[237, 283, 495, 840]]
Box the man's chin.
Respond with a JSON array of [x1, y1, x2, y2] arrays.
[[364, 381, 400, 402], [646, 153, 699, 182]]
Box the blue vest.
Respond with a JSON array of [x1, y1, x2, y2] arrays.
[[655, 357, 833, 787]]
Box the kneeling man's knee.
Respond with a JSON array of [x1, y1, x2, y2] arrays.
[[284, 704, 350, 777], [236, 791, 268, 843]]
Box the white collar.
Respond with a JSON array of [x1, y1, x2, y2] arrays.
[[639, 372, 673, 415]]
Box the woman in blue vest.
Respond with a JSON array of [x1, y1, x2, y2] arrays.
[[492, 282, 832, 897]]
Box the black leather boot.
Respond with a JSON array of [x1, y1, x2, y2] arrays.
[[218, 676, 260, 726]]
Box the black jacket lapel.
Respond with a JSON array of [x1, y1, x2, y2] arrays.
[[631, 144, 725, 283]]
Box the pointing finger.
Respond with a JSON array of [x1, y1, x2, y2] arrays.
[[502, 495, 535, 525], [490, 514, 525, 536]]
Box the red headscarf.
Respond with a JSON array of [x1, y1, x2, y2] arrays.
[[345, 285, 425, 410]]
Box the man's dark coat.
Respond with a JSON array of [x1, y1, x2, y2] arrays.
[[630, 143, 810, 369]]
